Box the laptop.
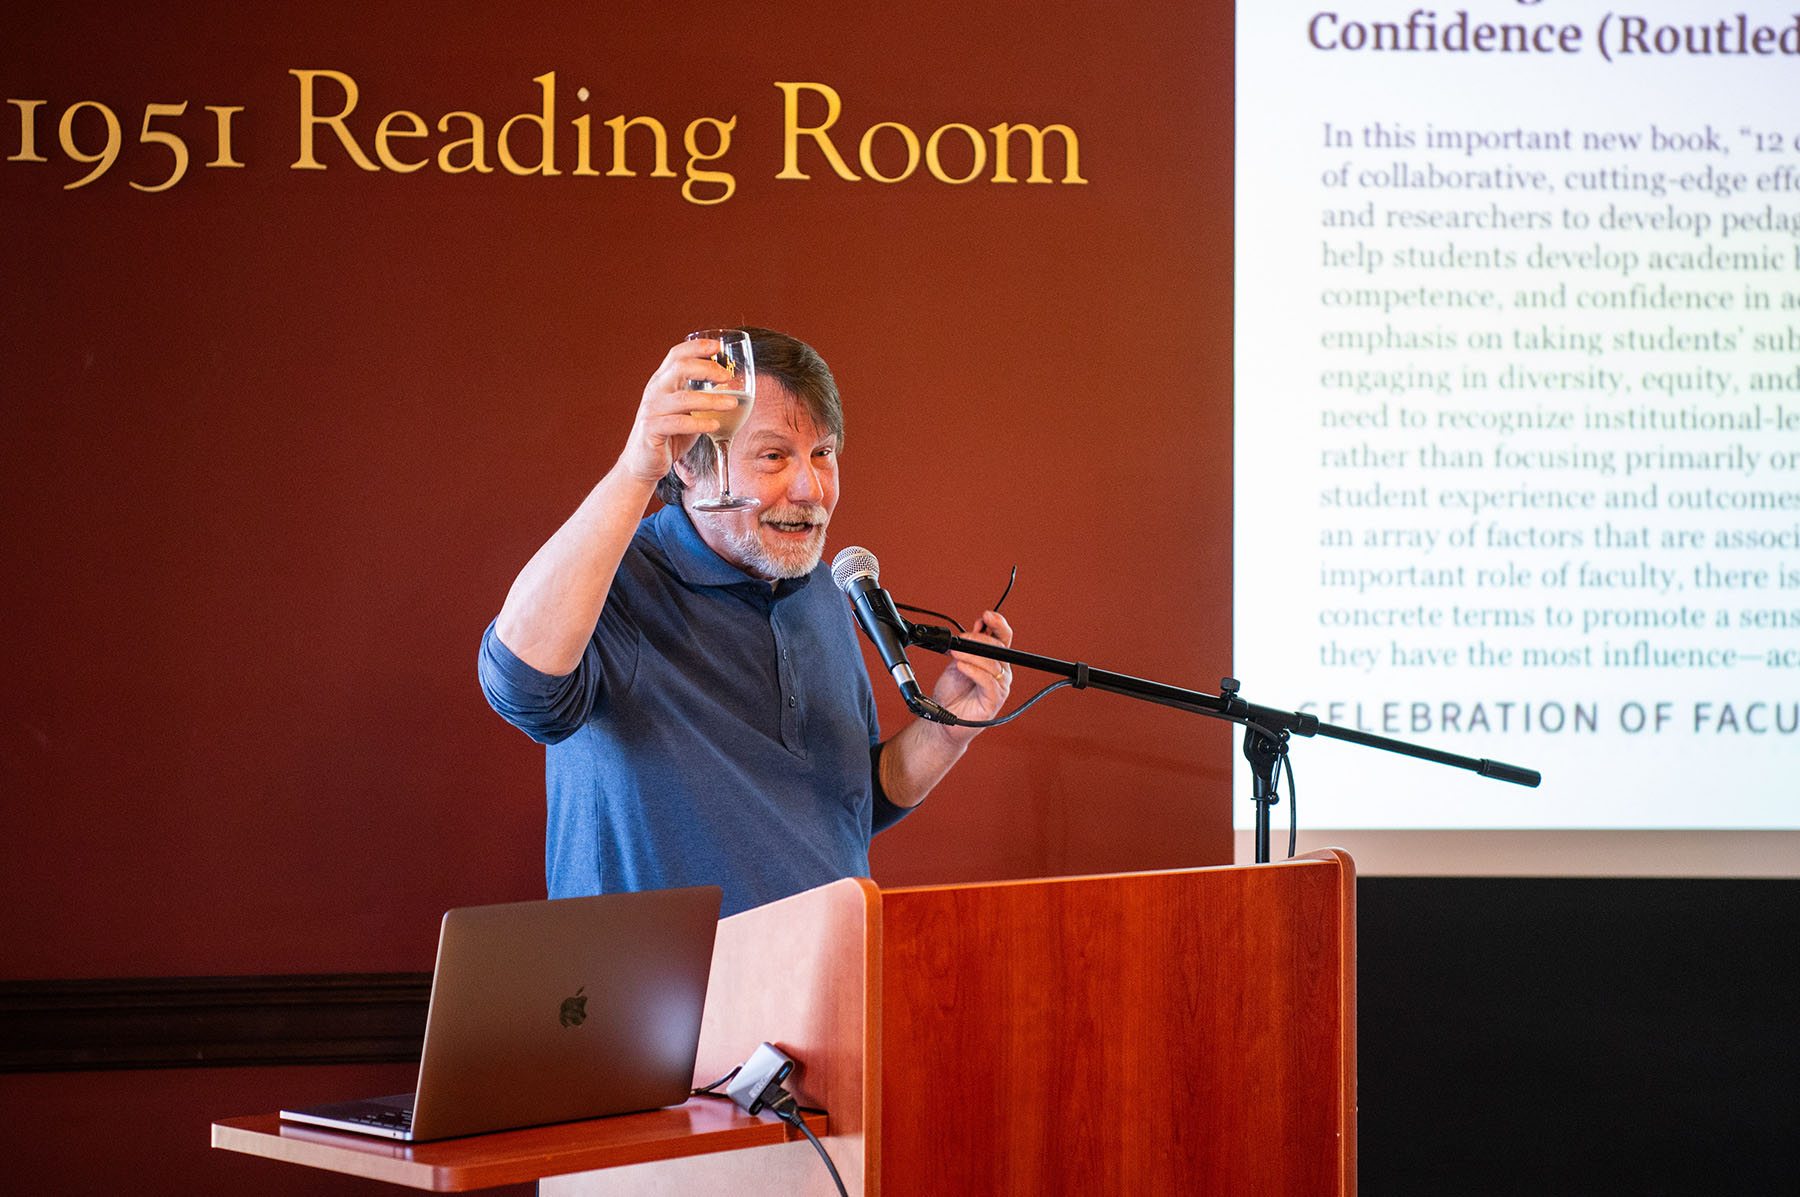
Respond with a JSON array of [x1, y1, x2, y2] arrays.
[[280, 885, 722, 1142]]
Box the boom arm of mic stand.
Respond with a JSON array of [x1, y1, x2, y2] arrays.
[[904, 623, 1541, 860]]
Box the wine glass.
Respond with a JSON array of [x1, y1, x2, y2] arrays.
[[684, 328, 758, 512]]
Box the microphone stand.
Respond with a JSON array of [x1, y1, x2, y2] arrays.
[[904, 622, 1541, 864]]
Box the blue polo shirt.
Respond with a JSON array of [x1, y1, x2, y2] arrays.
[[479, 504, 904, 916]]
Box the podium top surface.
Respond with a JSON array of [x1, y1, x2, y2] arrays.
[[212, 1100, 822, 1192]]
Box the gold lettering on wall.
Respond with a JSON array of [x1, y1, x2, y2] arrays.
[[4, 71, 1088, 200], [290, 69, 378, 171], [775, 81, 1086, 187]]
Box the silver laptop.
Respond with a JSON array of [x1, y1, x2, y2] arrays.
[[280, 885, 722, 1142]]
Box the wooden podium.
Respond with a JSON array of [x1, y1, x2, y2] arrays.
[[215, 850, 1356, 1194]]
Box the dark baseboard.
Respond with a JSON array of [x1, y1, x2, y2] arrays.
[[0, 973, 431, 1072]]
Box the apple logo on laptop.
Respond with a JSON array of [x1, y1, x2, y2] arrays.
[[559, 986, 588, 1028]]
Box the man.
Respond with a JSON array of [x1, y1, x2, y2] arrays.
[[479, 328, 1012, 916]]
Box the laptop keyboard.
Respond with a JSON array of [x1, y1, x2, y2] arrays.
[[338, 1095, 416, 1132], [346, 1107, 413, 1131]]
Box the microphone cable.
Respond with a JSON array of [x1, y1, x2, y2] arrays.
[[1242, 718, 1301, 859], [897, 566, 1302, 850], [1267, 726, 1298, 858], [893, 636, 1073, 730]]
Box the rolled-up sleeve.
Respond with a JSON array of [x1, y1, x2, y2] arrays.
[[477, 620, 601, 745], [866, 726, 911, 835]]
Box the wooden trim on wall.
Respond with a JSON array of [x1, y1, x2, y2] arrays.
[[0, 974, 431, 1073]]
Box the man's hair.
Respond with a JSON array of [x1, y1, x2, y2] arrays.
[[655, 327, 843, 505]]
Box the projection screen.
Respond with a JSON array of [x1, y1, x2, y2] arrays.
[[1233, 1, 1800, 875]]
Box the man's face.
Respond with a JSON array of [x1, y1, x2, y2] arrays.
[[680, 382, 840, 581]]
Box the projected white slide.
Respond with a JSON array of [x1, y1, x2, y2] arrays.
[[1234, 2, 1800, 841]]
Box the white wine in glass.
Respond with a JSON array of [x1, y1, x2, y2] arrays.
[[698, 388, 753, 439], [685, 328, 758, 512]]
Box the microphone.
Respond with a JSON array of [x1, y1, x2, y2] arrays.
[[830, 546, 956, 724]]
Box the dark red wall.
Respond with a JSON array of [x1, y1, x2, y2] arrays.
[[2, 2, 1233, 1188]]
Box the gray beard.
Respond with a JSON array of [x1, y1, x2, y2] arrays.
[[718, 508, 829, 580]]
